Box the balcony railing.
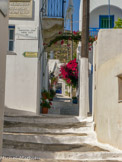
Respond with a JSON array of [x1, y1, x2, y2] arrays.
[[89, 28, 99, 37], [42, 0, 65, 18]]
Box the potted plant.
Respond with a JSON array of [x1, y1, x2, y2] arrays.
[[50, 89, 56, 101], [40, 99, 52, 114], [41, 90, 50, 99], [41, 90, 52, 114], [72, 96, 78, 104]]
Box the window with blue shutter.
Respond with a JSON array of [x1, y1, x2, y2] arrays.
[[99, 15, 114, 29]]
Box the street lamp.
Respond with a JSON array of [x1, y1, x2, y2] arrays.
[[108, 0, 111, 28]]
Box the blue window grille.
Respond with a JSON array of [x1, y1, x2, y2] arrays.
[[99, 15, 114, 28], [42, 0, 65, 18], [89, 15, 114, 37], [8, 26, 15, 51]]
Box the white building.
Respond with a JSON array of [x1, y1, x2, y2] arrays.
[[78, 0, 122, 115], [93, 29, 122, 150], [5, 0, 43, 114], [79, 0, 122, 149], [5, 0, 65, 114], [79, 0, 122, 35]]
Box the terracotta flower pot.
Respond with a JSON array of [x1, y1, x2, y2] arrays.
[[49, 98, 53, 101], [42, 107, 48, 114]]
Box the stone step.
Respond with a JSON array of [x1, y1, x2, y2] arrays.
[[3, 140, 108, 152], [3, 132, 96, 144], [2, 150, 122, 161], [3, 118, 93, 134], [2, 158, 122, 162], [4, 120, 92, 129], [3, 125, 92, 134], [4, 115, 92, 125]]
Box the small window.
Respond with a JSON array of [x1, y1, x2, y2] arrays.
[[118, 75, 122, 102], [9, 26, 15, 51], [99, 15, 114, 29]]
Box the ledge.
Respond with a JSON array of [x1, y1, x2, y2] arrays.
[[7, 51, 17, 55], [118, 100, 122, 103]]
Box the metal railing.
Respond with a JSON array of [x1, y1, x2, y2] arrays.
[[42, 0, 65, 18], [89, 28, 99, 37]]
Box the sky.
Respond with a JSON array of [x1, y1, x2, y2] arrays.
[[65, 0, 81, 31]]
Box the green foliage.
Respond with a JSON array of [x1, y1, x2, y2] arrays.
[[43, 31, 95, 49], [73, 53, 77, 60], [114, 18, 122, 28], [48, 32, 81, 48], [50, 89, 56, 99], [65, 91, 70, 97], [72, 96, 77, 99], [40, 90, 52, 109], [41, 90, 50, 99], [40, 100, 51, 108]]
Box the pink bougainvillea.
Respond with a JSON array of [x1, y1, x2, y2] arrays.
[[61, 40, 64, 45], [60, 59, 78, 87]]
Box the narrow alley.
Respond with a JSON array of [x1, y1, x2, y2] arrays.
[[48, 94, 79, 116], [0, 0, 122, 161]]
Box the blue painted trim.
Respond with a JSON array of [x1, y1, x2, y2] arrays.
[[90, 28, 100, 29], [9, 26, 15, 29], [99, 15, 114, 28], [91, 65, 93, 74], [89, 28, 100, 37]]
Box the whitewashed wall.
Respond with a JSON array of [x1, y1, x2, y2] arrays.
[[5, 0, 43, 114], [0, 0, 9, 155], [79, 0, 122, 30], [90, 5, 122, 28], [93, 29, 122, 150], [90, 0, 122, 12]]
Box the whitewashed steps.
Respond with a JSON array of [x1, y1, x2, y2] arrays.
[[2, 158, 122, 162], [4, 117, 93, 134], [4, 126, 92, 134], [3, 115, 122, 161], [3, 132, 96, 144], [2, 151, 122, 161], [4, 115, 92, 124]]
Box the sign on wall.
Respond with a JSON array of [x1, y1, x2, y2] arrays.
[[23, 52, 38, 58], [9, 0, 33, 18], [16, 26, 38, 40], [0, 0, 8, 17]]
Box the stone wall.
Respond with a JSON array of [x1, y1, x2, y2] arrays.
[[93, 29, 122, 150]]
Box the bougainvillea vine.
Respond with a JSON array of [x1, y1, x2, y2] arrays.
[[60, 59, 78, 88]]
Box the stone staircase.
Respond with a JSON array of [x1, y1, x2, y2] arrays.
[[2, 114, 122, 161]]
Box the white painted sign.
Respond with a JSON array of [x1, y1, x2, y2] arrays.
[[0, 0, 8, 17], [16, 26, 38, 40]]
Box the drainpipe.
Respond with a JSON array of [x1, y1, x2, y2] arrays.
[[108, 0, 111, 28], [71, 14, 73, 60]]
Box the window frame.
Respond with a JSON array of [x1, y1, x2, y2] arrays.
[[99, 15, 114, 29], [8, 26, 15, 52], [118, 75, 122, 103]]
